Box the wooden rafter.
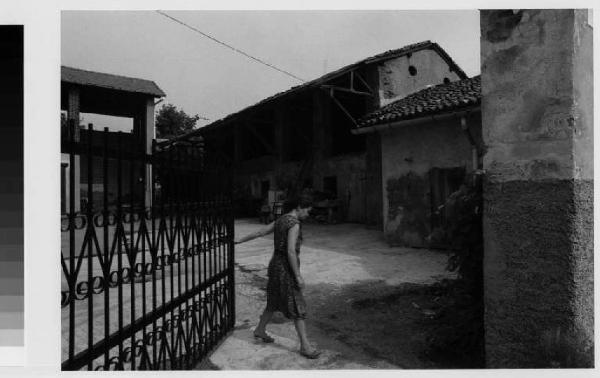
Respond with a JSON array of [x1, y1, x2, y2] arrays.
[[320, 84, 373, 97], [354, 71, 374, 94], [323, 88, 358, 127], [321, 70, 373, 97]]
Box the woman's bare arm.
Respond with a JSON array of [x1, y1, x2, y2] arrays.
[[234, 221, 275, 244], [286, 224, 302, 288]]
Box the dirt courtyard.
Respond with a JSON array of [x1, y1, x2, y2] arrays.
[[206, 218, 457, 369]]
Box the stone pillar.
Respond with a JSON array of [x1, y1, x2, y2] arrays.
[[481, 9, 593, 368], [143, 98, 155, 207], [132, 98, 156, 207], [66, 86, 81, 212]]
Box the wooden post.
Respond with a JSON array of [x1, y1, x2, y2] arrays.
[[67, 86, 81, 212]]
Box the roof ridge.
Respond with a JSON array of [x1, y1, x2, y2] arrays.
[[62, 65, 160, 85], [191, 40, 463, 135], [61, 65, 166, 97]]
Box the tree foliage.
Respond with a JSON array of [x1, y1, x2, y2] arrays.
[[155, 103, 200, 139]]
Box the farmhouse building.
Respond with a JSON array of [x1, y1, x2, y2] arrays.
[[188, 41, 468, 226], [353, 75, 481, 247]]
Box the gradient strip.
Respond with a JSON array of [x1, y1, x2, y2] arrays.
[[0, 25, 24, 353]]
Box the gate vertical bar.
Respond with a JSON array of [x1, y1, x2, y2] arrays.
[[229, 153, 235, 330], [167, 145, 175, 367], [102, 127, 110, 368], [159, 145, 167, 370], [129, 130, 136, 370], [86, 124, 94, 370], [140, 131, 147, 369], [116, 132, 124, 368], [190, 145, 197, 358], [175, 146, 182, 367], [68, 119, 76, 362], [150, 140, 157, 368]]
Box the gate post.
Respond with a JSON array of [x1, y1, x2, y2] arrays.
[[481, 10, 593, 367], [66, 87, 81, 212], [144, 98, 155, 207]]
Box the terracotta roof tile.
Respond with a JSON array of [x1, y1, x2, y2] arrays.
[[357, 75, 480, 128]]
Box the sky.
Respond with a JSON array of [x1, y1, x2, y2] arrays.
[[61, 10, 480, 131]]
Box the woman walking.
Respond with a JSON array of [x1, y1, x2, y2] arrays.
[[235, 196, 321, 359]]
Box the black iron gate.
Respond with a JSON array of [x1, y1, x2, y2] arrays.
[[61, 122, 234, 370]]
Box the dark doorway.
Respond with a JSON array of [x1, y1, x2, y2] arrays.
[[323, 175, 337, 198], [261, 180, 270, 199]]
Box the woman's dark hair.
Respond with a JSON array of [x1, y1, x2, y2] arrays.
[[283, 196, 312, 213]]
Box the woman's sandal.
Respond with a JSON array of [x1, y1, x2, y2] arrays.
[[253, 332, 275, 343], [300, 348, 321, 359]]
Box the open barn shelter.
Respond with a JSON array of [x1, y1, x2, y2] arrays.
[[60, 66, 165, 212], [185, 41, 467, 226]]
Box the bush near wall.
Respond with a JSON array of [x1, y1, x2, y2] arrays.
[[425, 171, 484, 367]]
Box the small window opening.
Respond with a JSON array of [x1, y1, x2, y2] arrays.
[[408, 65, 417, 76], [443, 77, 451, 84]]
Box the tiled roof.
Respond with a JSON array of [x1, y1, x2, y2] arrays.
[[195, 41, 467, 134], [61, 66, 166, 97], [357, 75, 480, 128]]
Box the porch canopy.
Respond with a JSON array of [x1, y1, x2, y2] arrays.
[[60, 65, 165, 148], [60, 66, 166, 210]]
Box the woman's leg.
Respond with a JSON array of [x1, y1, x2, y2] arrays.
[[254, 309, 274, 335], [293, 319, 315, 352]]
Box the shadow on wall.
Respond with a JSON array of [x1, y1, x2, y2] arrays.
[[385, 167, 466, 248]]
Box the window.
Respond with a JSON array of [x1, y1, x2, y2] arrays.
[[408, 65, 418, 76]]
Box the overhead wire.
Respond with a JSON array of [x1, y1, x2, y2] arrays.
[[155, 10, 306, 83]]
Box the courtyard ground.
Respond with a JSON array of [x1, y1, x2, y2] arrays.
[[205, 218, 457, 369]]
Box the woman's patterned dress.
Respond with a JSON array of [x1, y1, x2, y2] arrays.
[[266, 214, 307, 319]]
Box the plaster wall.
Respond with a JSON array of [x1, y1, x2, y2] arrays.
[[380, 117, 475, 246], [481, 9, 593, 367], [378, 49, 462, 107]]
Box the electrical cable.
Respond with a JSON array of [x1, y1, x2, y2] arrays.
[[156, 10, 306, 83]]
